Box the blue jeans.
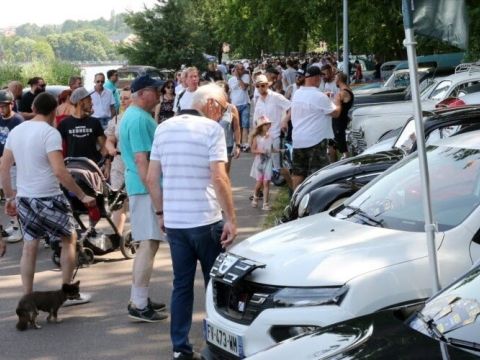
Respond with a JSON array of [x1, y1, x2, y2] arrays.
[[166, 220, 224, 353]]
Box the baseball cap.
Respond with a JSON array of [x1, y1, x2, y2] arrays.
[[131, 75, 163, 93], [304, 65, 322, 78], [296, 68, 306, 77], [70, 87, 93, 105], [0, 90, 14, 103]]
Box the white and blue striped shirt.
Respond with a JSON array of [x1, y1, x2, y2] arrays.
[[150, 113, 228, 229]]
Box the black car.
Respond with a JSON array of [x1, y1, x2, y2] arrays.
[[281, 106, 480, 223], [248, 263, 480, 359]]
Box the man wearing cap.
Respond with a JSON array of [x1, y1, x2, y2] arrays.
[[0, 90, 24, 243], [57, 87, 106, 167], [146, 83, 237, 360], [253, 74, 291, 188], [290, 65, 342, 190], [119, 75, 168, 323]]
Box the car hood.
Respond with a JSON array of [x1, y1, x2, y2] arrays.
[[293, 150, 403, 206], [231, 213, 430, 287], [353, 99, 436, 117]]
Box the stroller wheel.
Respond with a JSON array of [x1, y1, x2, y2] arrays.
[[78, 247, 95, 266], [120, 231, 138, 259]]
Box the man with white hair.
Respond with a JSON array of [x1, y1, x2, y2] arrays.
[[119, 75, 168, 323], [147, 83, 237, 360]]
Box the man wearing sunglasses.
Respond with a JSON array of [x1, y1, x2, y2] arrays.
[[18, 76, 46, 120], [253, 74, 291, 188], [91, 73, 116, 130]]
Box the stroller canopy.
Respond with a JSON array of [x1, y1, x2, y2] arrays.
[[64, 157, 105, 196]]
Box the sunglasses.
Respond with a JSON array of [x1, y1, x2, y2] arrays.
[[96, 80, 105, 84], [39, 83, 46, 88], [213, 99, 228, 116], [165, 85, 173, 89], [256, 84, 268, 88]]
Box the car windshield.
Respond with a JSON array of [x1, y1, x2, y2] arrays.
[[428, 80, 453, 101], [408, 265, 480, 348], [393, 119, 462, 153], [335, 144, 480, 231]]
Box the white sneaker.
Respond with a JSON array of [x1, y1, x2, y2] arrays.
[[5, 224, 23, 243], [63, 292, 92, 307]]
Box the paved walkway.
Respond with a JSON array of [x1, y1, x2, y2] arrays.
[[0, 152, 276, 360]]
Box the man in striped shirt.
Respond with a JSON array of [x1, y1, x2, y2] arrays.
[[147, 83, 237, 360]]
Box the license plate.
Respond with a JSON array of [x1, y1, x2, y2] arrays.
[[204, 319, 244, 358]]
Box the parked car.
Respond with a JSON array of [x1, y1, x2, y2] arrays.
[[247, 263, 480, 359], [281, 106, 480, 223], [352, 67, 435, 109], [350, 62, 480, 154], [116, 65, 168, 89], [202, 130, 480, 359], [380, 60, 402, 80]]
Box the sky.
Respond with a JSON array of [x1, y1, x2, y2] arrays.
[[2, 0, 158, 27]]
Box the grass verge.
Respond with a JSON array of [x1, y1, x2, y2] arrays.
[[262, 186, 290, 229]]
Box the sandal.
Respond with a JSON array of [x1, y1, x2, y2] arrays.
[[251, 196, 259, 208], [262, 202, 272, 211]]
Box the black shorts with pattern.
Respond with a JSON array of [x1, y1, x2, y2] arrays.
[[17, 194, 75, 242], [292, 140, 330, 178]]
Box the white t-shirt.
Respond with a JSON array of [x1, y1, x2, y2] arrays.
[[253, 90, 291, 139], [5, 121, 63, 197], [175, 84, 185, 95], [228, 74, 250, 106], [173, 88, 196, 113], [291, 87, 336, 149], [150, 113, 228, 229], [319, 79, 339, 96], [91, 88, 115, 118]]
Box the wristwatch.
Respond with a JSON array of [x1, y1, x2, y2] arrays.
[[235, 143, 241, 148], [155, 210, 164, 216]]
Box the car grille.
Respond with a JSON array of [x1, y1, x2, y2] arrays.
[[348, 128, 367, 155], [212, 279, 279, 325]]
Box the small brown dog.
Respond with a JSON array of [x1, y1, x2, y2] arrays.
[[16, 281, 80, 331]]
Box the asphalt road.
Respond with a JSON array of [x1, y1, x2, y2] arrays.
[[0, 152, 274, 360]]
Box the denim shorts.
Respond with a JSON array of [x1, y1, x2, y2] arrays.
[[237, 104, 250, 129]]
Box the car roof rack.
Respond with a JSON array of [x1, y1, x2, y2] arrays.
[[455, 62, 480, 74]]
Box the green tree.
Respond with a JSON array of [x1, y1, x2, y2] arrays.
[[119, 0, 207, 69]]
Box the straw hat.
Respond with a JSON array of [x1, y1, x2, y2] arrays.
[[255, 115, 272, 130]]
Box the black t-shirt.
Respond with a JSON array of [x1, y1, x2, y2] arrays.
[[18, 91, 36, 113], [0, 113, 23, 156], [58, 116, 104, 163]]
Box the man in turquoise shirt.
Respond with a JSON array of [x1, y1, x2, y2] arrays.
[[119, 75, 167, 323], [105, 69, 120, 114]]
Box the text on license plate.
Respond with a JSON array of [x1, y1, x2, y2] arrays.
[[204, 320, 244, 357]]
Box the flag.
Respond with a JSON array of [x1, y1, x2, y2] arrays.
[[412, 0, 468, 49]]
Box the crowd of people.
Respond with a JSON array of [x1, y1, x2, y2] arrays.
[[0, 51, 355, 359]]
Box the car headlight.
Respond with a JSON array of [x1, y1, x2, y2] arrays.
[[273, 286, 348, 307], [297, 193, 310, 218]]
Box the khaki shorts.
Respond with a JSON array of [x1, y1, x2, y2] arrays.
[[129, 194, 164, 241]]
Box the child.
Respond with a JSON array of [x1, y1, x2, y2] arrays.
[[250, 116, 277, 211]]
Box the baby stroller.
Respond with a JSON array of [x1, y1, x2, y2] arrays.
[[50, 157, 137, 266]]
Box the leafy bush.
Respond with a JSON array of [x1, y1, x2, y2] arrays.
[[0, 60, 81, 87]]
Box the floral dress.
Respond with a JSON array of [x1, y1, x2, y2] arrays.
[[250, 134, 274, 181]]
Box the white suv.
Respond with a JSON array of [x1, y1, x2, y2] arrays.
[[349, 63, 480, 154], [203, 131, 480, 359]]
